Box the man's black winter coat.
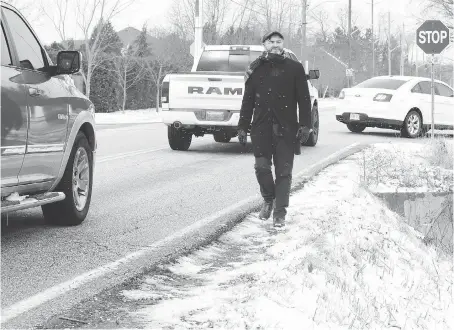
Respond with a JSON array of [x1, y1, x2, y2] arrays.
[[238, 54, 312, 158]]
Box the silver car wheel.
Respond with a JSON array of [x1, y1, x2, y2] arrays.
[[72, 147, 90, 211], [406, 113, 420, 136]]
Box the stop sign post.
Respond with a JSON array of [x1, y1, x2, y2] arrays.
[[416, 20, 451, 138]]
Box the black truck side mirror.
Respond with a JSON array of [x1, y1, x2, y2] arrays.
[[55, 51, 81, 75]]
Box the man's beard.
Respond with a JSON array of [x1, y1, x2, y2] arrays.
[[269, 47, 283, 54]]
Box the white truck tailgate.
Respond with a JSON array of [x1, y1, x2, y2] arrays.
[[168, 73, 245, 111]]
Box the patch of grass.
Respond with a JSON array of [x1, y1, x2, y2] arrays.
[[358, 139, 453, 192], [424, 136, 453, 170]]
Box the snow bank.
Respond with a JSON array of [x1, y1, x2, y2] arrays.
[[94, 109, 162, 124], [124, 154, 453, 329], [91, 99, 338, 126]]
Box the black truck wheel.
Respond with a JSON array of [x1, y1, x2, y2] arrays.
[[42, 132, 93, 226], [303, 105, 319, 147]]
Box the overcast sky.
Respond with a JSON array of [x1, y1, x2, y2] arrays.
[[11, 0, 453, 62]]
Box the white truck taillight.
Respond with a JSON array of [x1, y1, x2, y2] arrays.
[[373, 93, 393, 102], [161, 81, 169, 104]]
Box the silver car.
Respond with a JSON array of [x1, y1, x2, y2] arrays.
[[1, 1, 96, 225]]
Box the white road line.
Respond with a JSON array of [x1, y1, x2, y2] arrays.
[[97, 147, 168, 163], [97, 139, 212, 163], [0, 142, 360, 324]]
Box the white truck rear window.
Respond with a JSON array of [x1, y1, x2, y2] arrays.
[[196, 50, 263, 72]]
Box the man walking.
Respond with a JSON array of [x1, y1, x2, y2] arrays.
[[238, 31, 312, 228]]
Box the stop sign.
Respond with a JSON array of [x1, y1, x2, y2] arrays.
[[416, 20, 451, 54]]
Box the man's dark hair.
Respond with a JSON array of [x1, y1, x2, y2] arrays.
[[262, 31, 284, 43]]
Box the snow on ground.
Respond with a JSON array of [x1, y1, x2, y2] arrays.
[[123, 151, 453, 329], [93, 98, 339, 125], [317, 97, 340, 109], [360, 138, 453, 193], [94, 109, 162, 124]]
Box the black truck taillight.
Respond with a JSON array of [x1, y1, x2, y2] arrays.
[[161, 81, 169, 104]]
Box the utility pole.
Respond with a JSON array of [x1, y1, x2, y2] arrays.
[[400, 23, 404, 75], [416, 47, 418, 76], [439, 55, 442, 80], [194, 0, 204, 60], [301, 0, 307, 62], [371, 0, 374, 77], [348, 0, 352, 87], [388, 11, 391, 75]]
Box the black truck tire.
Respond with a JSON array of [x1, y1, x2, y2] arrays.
[[303, 105, 319, 147], [42, 132, 93, 226]]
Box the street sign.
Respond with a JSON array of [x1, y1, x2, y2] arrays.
[[416, 20, 450, 55], [416, 20, 451, 139]]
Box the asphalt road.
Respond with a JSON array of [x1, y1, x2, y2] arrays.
[[0, 105, 430, 328]]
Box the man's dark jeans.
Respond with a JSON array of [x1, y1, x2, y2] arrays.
[[254, 130, 294, 218]]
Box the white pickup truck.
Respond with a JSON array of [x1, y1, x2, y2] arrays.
[[160, 45, 320, 151]]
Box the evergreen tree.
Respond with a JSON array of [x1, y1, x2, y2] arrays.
[[89, 20, 122, 56], [44, 41, 65, 63], [89, 20, 123, 112], [126, 24, 153, 109]]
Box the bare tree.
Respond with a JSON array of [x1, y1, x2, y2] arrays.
[[143, 29, 192, 112], [336, 7, 349, 34], [167, 0, 195, 40], [77, 0, 136, 98], [204, 0, 230, 43], [41, 0, 136, 98], [240, 0, 258, 30], [167, 0, 305, 45], [310, 9, 331, 43], [219, 0, 262, 41], [255, 0, 274, 31], [276, 0, 291, 31], [167, 0, 231, 43], [110, 45, 145, 112], [230, 0, 250, 27], [423, 0, 453, 21], [40, 0, 70, 48]]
